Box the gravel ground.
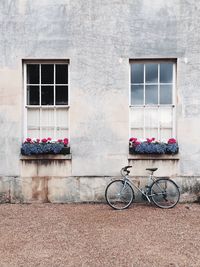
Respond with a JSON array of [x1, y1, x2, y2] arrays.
[[0, 203, 200, 267]]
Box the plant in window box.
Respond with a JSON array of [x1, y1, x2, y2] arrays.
[[21, 137, 70, 155], [129, 137, 179, 155]]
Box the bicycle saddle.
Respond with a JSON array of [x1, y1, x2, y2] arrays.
[[146, 168, 158, 172]]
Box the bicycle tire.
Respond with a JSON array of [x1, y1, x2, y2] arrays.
[[105, 179, 134, 210], [150, 178, 180, 209]]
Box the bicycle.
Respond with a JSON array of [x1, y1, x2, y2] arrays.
[[105, 165, 180, 210]]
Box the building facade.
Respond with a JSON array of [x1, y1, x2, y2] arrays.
[[0, 0, 200, 203]]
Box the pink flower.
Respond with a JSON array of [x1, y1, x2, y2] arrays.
[[134, 141, 141, 146], [47, 137, 52, 141], [36, 138, 40, 143], [168, 138, 177, 144], [25, 138, 32, 143], [63, 138, 69, 145], [41, 138, 47, 143], [57, 139, 63, 143], [129, 137, 137, 143], [146, 138, 155, 143]]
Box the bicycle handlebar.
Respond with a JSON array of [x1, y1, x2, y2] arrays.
[[121, 165, 132, 176]]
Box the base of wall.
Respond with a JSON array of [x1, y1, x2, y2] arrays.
[[0, 176, 200, 204]]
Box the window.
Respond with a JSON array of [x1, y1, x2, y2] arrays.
[[24, 61, 69, 139], [130, 60, 176, 141]]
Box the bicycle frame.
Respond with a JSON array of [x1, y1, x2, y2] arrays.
[[122, 172, 157, 203]]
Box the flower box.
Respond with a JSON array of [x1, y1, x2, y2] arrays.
[[129, 138, 179, 155], [21, 138, 70, 156]]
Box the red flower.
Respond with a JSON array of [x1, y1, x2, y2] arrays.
[[36, 138, 40, 143], [41, 138, 47, 143], [168, 138, 177, 144], [47, 137, 52, 141], [57, 139, 63, 143], [25, 138, 32, 143]]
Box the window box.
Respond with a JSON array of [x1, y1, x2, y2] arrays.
[[129, 138, 179, 155], [21, 138, 70, 156]]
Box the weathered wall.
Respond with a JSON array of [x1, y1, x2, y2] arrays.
[[0, 0, 200, 202]]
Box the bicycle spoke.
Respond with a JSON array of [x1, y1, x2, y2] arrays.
[[105, 180, 134, 210], [150, 179, 180, 209]]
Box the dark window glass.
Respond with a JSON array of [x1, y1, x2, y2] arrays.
[[27, 64, 39, 84], [41, 64, 54, 84], [56, 65, 68, 84], [41, 86, 54, 105], [56, 86, 68, 105], [160, 85, 172, 104], [146, 64, 158, 83], [131, 85, 143, 105], [131, 64, 144, 83], [27, 86, 39, 105], [160, 63, 173, 83], [145, 85, 158, 104]]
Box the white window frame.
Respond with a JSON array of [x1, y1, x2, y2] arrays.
[[23, 60, 70, 140], [129, 59, 176, 141]]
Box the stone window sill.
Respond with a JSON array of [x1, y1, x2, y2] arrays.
[[20, 154, 72, 160], [128, 154, 180, 160]]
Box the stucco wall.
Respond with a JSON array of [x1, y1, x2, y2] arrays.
[[0, 0, 200, 202]]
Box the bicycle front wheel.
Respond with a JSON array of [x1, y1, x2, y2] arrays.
[[105, 180, 134, 210], [150, 178, 180, 209]]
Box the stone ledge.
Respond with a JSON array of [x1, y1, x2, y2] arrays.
[[128, 154, 180, 160], [20, 154, 72, 160]]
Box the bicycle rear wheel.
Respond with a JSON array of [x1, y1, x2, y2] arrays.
[[150, 178, 180, 209], [105, 180, 134, 210]]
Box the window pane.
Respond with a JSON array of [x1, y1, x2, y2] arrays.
[[131, 85, 143, 105], [41, 86, 54, 105], [145, 107, 158, 127], [41, 64, 54, 84], [56, 64, 68, 84], [27, 64, 39, 84], [160, 63, 173, 83], [56, 86, 68, 105], [130, 128, 143, 139], [160, 85, 172, 104], [56, 109, 69, 127], [131, 64, 144, 83], [41, 128, 55, 139], [27, 108, 40, 128], [41, 108, 54, 127], [145, 85, 158, 104], [130, 107, 144, 127], [159, 107, 172, 128], [160, 128, 172, 142], [145, 64, 158, 83], [27, 86, 39, 105], [145, 128, 158, 140]]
